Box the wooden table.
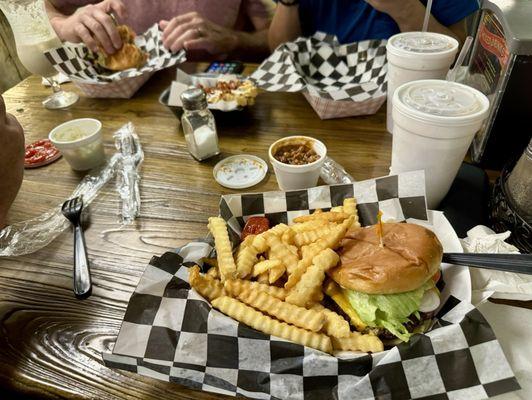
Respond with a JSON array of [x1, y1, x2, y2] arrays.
[[3, 65, 529, 399], [0, 65, 393, 399]]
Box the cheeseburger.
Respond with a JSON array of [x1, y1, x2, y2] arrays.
[[327, 222, 443, 344]]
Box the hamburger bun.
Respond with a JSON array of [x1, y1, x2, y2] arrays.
[[329, 222, 443, 295]]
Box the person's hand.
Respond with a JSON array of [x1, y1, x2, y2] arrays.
[[0, 96, 25, 229], [51, 0, 127, 55], [160, 12, 238, 55]]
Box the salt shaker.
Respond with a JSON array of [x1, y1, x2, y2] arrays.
[[180, 88, 220, 161], [506, 138, 532, 222]]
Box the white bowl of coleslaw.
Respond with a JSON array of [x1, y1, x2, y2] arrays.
[[49, 118, 105, 171]]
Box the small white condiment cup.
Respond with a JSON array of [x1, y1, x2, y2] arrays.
[[49, 118, 106, 171], [269, 136, 327, 191]]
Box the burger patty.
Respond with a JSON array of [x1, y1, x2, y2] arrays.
[[364, 311, 437, 341], [322, 296, 436, 343]]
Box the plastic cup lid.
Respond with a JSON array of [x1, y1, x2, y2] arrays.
[[389, 32, 456, 53], [398, 80, 486, 117], [213, 155, 268, 189]]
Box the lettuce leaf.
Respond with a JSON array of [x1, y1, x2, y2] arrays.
[[343, 280, 434, 342]]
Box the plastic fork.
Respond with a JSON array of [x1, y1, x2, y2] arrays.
[[61, 196, 92, 299]]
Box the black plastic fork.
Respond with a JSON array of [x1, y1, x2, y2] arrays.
[[62, 196, 92, 299]]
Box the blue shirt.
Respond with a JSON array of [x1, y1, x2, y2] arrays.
[[297, 0, 480, 43]]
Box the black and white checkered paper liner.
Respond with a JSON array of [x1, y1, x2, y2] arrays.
[[45, 24, 186, 84], [103, 171, 519, 399], [250, 32, 387, 102]]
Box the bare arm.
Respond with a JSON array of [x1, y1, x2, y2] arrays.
[[366, 0, 467, 44], [233, 29, 269, 59], [229, 14, 271, 60], [268, 4, 301, 51], [159, 12, 270, 60]]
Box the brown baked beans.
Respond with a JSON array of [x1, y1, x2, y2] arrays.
[[274, 144, 320, 165]]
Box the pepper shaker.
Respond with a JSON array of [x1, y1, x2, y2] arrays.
[[180, 88, 220, 161], [506, 138, 532, 223]]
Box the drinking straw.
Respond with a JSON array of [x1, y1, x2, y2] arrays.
[[446, 36, 474, 82], [422, 0, 433, 32]]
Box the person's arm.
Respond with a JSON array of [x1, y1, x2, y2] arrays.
[[0, 96, 25, 230], [228, 28, 269, 60], [45, 0, 126, 54], [366, 0, 466, 44], [159, 12, 269, 59], [268, 3, 301, 51], [229, 0, 272, 59]]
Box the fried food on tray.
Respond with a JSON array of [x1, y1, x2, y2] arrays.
[[286, 216, 353, 289], [268, 263, 286, 284], [331, 332, 384, 353], [235, 234, 260, 278], [235, 289, 326, 332], [312, 304, 351, 338], [208, 217, 238, 281], [257, 271, 270, 283], [252, 259, 283, 278], [285, 248, 340, 308], [97, 25, 147, 71], [206, 266, 219, 279], [188, 198, 392, 354], [189, 265, 225, 301], [343, 198, 361, 229], [211, 296, 333, 353], [265, 233, 299, 274], [198, 79, 258, 107], [224, 278, 288, 300], [293, 218, 354, 247], [293, 211, 352, 224]]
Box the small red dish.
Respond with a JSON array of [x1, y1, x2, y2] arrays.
[[24, 139, 62, 169]]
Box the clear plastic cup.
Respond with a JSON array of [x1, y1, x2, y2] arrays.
[[391, 79, 490, 209], [386, 32, 459, 133], [49, 118, 106, 171], [269, 136, 327, 191]]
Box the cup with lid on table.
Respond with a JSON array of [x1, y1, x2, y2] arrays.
[[386, 29, 491, 209], [390, 79, 490, 209]]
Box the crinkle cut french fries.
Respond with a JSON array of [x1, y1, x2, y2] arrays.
[[190, 199, 383, 354]]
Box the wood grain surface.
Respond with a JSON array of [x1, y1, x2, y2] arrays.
[[0, 64, 391, 400], [0, 65, 528, 400]]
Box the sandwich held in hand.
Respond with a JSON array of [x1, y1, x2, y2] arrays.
[[97, 25, 147, 71]]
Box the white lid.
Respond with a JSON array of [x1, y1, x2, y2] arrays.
[[394, 79, 490, 124], [387, 32, 458, 55], [213, 155, 268, 189]]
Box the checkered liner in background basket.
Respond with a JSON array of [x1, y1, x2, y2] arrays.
[[102, 171, 519, 400], [250, 32, 387, 119], [44, 24, 186, 98]]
